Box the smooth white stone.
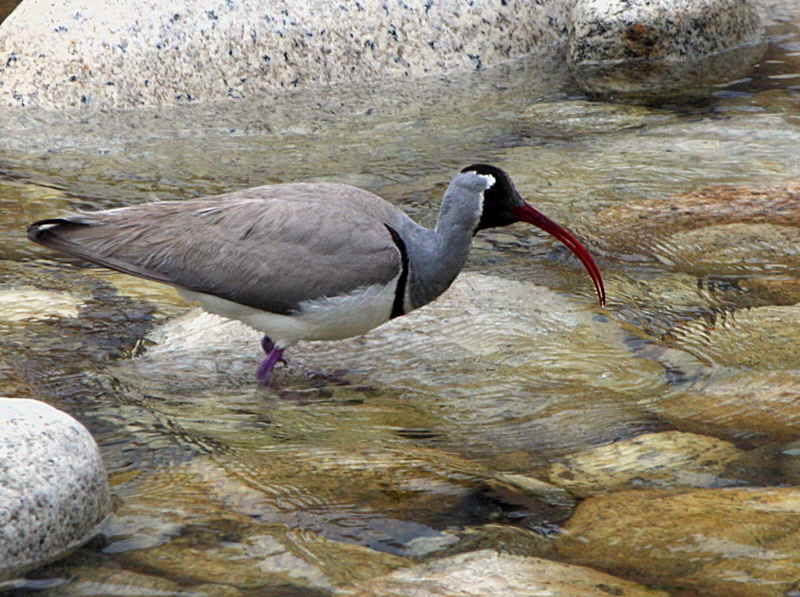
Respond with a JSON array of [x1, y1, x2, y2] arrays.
[[0, 398, 111, 581]]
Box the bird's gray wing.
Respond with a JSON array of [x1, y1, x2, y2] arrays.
[[28, 191, 403, 315]]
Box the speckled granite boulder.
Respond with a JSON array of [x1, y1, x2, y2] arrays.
[[0, 0, 568, 110], [0, 398, 110, 581], [568, 0, 765, 99]]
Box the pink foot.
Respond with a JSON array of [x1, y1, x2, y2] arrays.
[[256, 335, 286, 386]]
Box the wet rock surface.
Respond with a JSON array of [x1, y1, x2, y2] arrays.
[[0, 285, 83, 322], [556, 487, 800, 596], [345, 549, 670, 596], [594, 178, 800, 370], [122, 273, 672, 459], [594, 180, 800, 260], [0, 179, 72, 260], [6, 180, 800, 594], [568, 0, 766, 99], [546, 430, 745, 496], [668, 304, 800, 369], [0, 2, 798, 592], [642, 370, 800, 445]]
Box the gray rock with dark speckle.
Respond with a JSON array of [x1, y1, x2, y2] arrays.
[[0, 0, 768, 108], [568, 0, 765, 99], [0, 398, 110, 581], [0, 0, 569, 110]]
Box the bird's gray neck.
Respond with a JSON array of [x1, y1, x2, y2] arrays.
[[399, 179, 484, 310]]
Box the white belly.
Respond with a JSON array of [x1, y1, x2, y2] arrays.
[[177, 275, 399, 348]]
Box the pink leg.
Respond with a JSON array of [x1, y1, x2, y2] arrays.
[[256, 346, 285, 386], [256, 335, 286, 386]]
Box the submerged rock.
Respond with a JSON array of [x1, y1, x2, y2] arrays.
[[0, 398, 110, 581], [31, 563, 205, 597], [123, 273, 670, 458], [556, 486, 800, 595], [665, 304, 800, 369], [546, 430, 744, 496], [0, 180, 72, 261], [0, 286, 83, 322], [104, 453, 421, 591], [568, 0, 765, 100], [643, 370, 800, 444], [593, 180, 800, 365], [121, 525, 408, 592], [594, 179, 800, 265], [344, 549, 670, 596]]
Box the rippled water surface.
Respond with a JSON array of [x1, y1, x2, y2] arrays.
[[1, 5, 800, 596]]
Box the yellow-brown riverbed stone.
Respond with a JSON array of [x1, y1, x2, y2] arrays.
[[546, 431, 743, 497], [345, 549, 670, 597], [664, 304, 800, 369], [642, 370, 800, 444], [556, 487, 800, 595], [0, 180, 72, 261], [0, 286, 83, 322], [594, 180, 800, 252]]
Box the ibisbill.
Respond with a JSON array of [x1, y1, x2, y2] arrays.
[[28, 164, 606, 386]]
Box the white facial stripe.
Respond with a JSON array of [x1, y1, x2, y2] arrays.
[[476, 174, 496, 189], [34, 222, 61, 231]]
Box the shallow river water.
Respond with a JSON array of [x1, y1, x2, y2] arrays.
[[1, 4, 800, 597]]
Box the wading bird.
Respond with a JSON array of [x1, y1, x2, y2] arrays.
[[28, 164, 606, 386]]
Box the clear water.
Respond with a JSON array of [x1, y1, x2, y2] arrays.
[[1, 5, 799, 596]]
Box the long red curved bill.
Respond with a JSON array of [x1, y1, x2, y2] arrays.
[[512, 203, 606, 307]]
